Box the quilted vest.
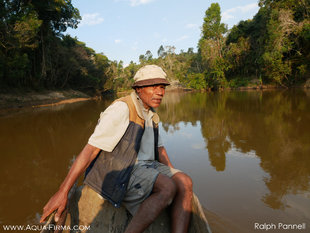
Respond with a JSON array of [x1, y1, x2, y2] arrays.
[[84, 95, 159, 207]]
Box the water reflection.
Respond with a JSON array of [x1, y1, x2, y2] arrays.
[[0, 90, 309, 233], [158, 90, 310, 210], [0, 99, 113, 225]]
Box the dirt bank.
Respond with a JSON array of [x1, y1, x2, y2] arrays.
[[0, 90, 96, 110]]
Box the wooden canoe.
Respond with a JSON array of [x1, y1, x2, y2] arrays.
[[41, 185, 212, 233]]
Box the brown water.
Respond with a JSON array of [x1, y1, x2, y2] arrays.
[[0, 90, 309, 233]]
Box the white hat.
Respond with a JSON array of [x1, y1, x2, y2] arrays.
[[132, 65, 170, 88]]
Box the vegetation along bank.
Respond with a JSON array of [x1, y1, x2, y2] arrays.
[[1, 0, 309, 104]]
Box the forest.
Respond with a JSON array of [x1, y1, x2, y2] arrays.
[[1, 0, 309, 94]]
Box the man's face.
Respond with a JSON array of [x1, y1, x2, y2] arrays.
[[136, 84, 166, 109]]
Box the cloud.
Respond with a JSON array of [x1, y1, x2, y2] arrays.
[[80, 13, 104, 26], [115, 39, 122, 44], [185, 23, 198, 29], [191, 143, 205, 150], [181, 132, 192, 139], [222, 12, 234, 21], [130, 0, 154, 6], [176, 35, 189, 41], [222, 3, 259, 22]]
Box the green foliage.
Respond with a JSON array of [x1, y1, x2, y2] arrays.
[[186, 73, 207, 90], [200, 3, 227, 41], [228, 77, 250, 88], [122, 1, 309, 90], [197, 3, 228, 90], [31, 0, 81, 33], [225, 37, 250, 78], [301, 23, 310, 39], [0, 0, 115, 93], [13, 11, 42, 49], [223, 0, 310, 87], [157, 45, 166, 58], [6, 53, 30, 87], [1, 0, 309, 93]]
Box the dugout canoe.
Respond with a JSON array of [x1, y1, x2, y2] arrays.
[[41, 185, 212, 233]]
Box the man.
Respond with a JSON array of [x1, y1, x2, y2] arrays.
[[40, 65, 193, 233]]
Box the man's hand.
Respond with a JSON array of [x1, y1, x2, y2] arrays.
[[40, 189, 68, 223], [39, 144, 100, 223]]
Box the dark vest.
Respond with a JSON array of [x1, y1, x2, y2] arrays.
[[84, 95, 159, 207]]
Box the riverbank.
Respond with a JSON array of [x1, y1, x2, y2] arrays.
[[1, 81, 308, 111], [0, 89, 96, 111]]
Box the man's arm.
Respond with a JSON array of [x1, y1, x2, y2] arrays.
[[158, 146, 174, 168], [40, 144, 100, 223]]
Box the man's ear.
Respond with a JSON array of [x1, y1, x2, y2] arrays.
[[136, 87, 142, 94]]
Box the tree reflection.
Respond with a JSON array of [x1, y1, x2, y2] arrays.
[[158, 90, 310, 209]]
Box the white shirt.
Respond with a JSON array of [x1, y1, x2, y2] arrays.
[[88, 92, 163, 161]]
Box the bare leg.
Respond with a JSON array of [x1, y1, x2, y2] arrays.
[[171, 172, 193, 233], [124, 174, 176, 233]]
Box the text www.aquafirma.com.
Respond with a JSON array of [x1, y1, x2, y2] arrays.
[[2, 224, 90, 231]]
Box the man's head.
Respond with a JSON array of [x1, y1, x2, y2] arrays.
[[132, 65, 170, 109]]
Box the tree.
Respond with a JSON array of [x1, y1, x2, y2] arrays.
[[139, 54, 146, 64], [200, 3, 227, 42], [32, 0, 81, 79], [157, 45, 166, 58], [198, 3, 228, 89], [30, 0, 80, 34], [0, 0, 117, 93], [145, 50, 153, 61]]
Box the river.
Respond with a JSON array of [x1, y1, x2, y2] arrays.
[[0, 89, 309, 233]]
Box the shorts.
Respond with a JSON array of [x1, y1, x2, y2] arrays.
[[122, 161, 181, 215]]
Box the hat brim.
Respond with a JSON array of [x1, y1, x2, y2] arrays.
[[132, 78, 170, 88]]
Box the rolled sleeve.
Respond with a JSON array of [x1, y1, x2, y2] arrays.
[[88, 101, 129, 152]]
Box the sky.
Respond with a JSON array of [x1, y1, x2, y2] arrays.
[[66, 0, 260, 65]]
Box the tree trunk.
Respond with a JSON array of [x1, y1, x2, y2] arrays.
[[41, 28, 46, 79]]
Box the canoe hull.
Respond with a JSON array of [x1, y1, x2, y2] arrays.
[[41, 185, 212, 233]]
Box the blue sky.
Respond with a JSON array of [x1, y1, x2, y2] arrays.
[[66, 0, 260, 65]]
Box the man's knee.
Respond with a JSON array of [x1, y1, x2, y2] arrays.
[[154, 174, 177, 206], [173, 172, 193, 193], [162, 178, 177, 205]]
